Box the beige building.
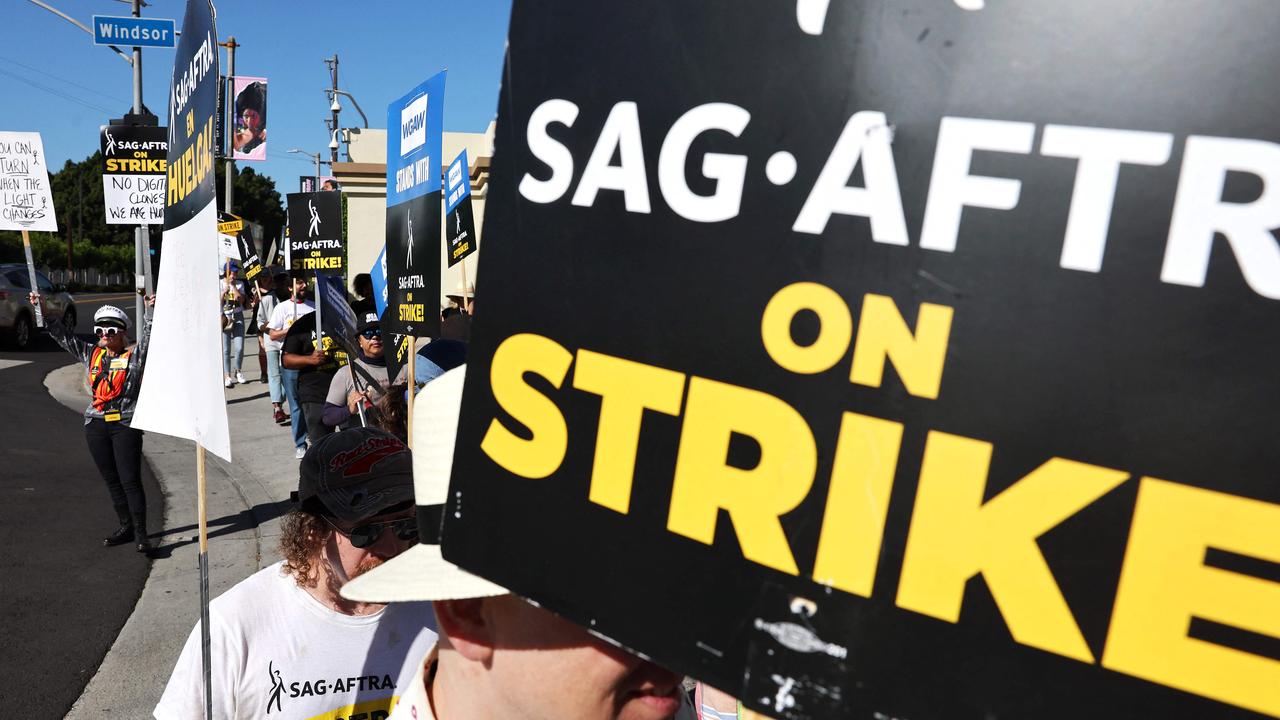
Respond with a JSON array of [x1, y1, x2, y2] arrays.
[[331, 123, 494, 308]]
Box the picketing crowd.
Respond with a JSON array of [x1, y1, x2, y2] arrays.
[[34, 268, 743, 720], [213, 265, 470, 458]]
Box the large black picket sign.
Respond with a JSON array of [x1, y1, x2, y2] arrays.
[[164, 1, 217, 231], [286, 191, 344, 273], [443, 3, 1280, 719]]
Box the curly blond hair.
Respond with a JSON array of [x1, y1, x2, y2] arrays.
[[278, 510, 332, 588]]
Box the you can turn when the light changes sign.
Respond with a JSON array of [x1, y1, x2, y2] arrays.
[[442, 1, 1280, 719]]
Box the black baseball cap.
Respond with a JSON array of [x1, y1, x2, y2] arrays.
[[356, 312, 381, 334], [296, 427, 414, 523]]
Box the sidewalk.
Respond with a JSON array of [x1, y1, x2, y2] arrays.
[[47, 335, 302, 718]]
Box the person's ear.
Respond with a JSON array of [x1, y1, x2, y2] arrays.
[[434, 598, 496, 664]]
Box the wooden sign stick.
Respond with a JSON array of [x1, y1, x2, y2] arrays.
[[21, 230, 43, 327]]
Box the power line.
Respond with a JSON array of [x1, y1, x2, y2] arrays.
[[0, 66, 115, 115], [0, 53, 130, 107]]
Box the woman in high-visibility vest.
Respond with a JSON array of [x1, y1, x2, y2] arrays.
[[35, 293, 156, 554]]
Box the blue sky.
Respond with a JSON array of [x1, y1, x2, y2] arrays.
[[1, 0, 512, 193]]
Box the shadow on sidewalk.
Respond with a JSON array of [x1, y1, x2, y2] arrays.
[[143, 500, 290, 559]]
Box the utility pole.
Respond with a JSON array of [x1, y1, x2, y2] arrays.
[[220, 37, 239, 214], [132, 0, 146, 321], [325, 54, 340, 163]]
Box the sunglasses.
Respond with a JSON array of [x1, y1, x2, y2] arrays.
[[323, 515, 417, 549], [360, 328, 381, 340], [94, 325, 123, 337]]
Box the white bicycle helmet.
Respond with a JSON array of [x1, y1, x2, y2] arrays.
[[94, 304, 130, 330]]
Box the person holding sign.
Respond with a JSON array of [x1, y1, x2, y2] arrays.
[[269, 275, 315, 458], [282, 309, 348, 447], [220, 261, 248, 387], [341, 368, 697, 720], [35, 293, 156, 553], [322, 313, 407, 431]]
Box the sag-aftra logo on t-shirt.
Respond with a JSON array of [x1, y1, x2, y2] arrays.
[[265, 659, 398, 719]]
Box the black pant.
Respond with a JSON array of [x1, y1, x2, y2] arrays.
[[84, 418, 145, 521], [302, 401, 333, 446]]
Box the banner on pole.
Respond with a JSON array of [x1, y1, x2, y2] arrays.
[[383, 71, 445, 339], [286, 191, 343, 272], [100, 125, 167, 225], [444, 149, 476, 268], [132, 0, 231, 462], [441, 3, 1280, 719], [231, 75, 267, 161], [0, 131, 57, 232]]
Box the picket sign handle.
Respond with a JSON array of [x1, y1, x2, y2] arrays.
[[459, 257, 470, 314], [195, 442, 213, 720], [406, 338, 416, 449], [142, 225, 155, 319], [350, 362, 368, 427], [21, 230, 43, 327]]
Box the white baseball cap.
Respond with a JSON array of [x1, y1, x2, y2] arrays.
[[340, 365, 508, 603], [93, 304, 130, 330]]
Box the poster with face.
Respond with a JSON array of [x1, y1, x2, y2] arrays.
[[231, 75, 267, 161], [441, 2, 1280, 719]]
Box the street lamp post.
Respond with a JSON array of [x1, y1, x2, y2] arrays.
[[327, 89, 369, 128], [24, 0, 134, 65], [23, 0, 149, 317], [324, 55, 340, 164], [288, 148, 327, 189], [219, 38, 239, 214]]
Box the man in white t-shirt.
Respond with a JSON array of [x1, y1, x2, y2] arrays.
[[255, 273, 287, 423], [155, 427, 437, 720], [268, 275, 315, 458], [341, 368, 697, 720]]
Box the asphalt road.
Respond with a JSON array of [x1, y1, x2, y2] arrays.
[[0, 292, 162, 716]]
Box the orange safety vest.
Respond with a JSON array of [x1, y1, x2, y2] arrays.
[[89, 346, 131, 412]]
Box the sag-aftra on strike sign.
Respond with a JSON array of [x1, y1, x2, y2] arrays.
[[444, 2, 1280, 719]]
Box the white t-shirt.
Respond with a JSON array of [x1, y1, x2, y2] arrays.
[[154, 561, 438, 720], [266, 300, 315, 353]]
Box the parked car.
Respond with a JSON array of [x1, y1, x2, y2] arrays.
[[0, 264, 77, 349]]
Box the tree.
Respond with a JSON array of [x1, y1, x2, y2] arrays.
[[0, 151, 137, 272], [215, 164, 287, 248], [0, 151, 286, 274]]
